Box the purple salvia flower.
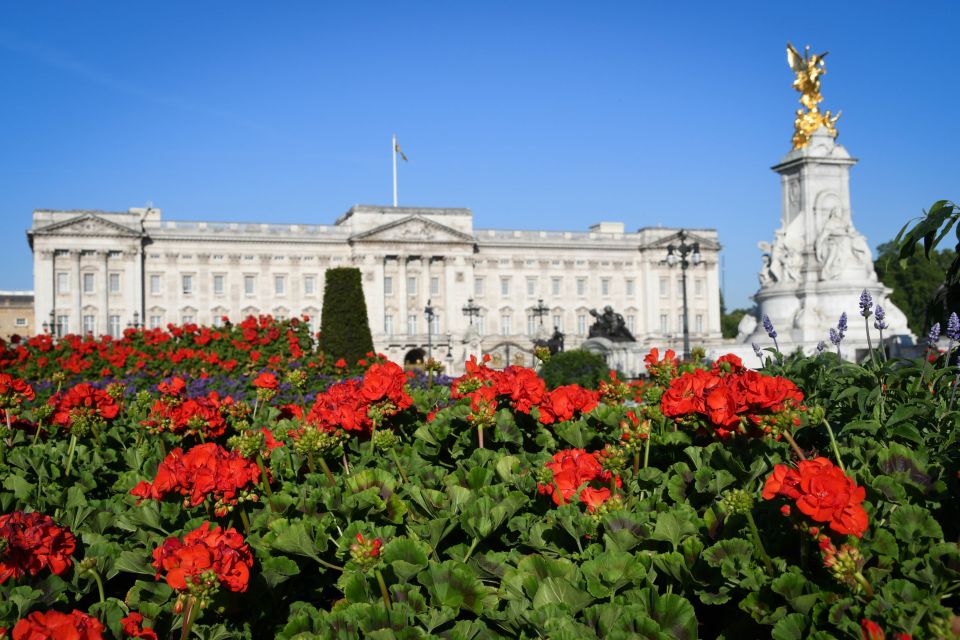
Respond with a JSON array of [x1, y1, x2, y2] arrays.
[[946, 312, 960, 341], [752, 342, 763, 359], [762, 314, 776, 339], [829, 327, 842, 346], [859, 289, 873, 318], [873, 304, 887, 331], [928, 322, 941, 347], [816, 340, 826, 355], [837, 312, 848, 337]]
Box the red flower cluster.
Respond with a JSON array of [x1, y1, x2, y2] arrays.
[[152, 522, 253, 594], [661, 354, 805, 438], [643, 347, 678, 382], [131, 443, 261, 516], [306, 361, 412, 433], [120, 613, 157, 640], [0, 511, 76, 584], [762, 457, 869, 537], [49, 383, 120, 432], [11, 609, 105, 640], [861, 619, 912, 640], [537, 448, 620, 512], [141, 378, 234, 438], [537, 384, 600, 425], [0, 373, 34, 408], [252, 372, 278, 390]]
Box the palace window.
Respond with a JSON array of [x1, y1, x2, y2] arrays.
[[108, 315, 121, 338], [474, 277, 484, 296], [149, 315, 162, 329], [431, 276, 440, 296], [82, 315, 96, 335], [109, 273, 120, 293], [500, 278, 510, 297], [56, 315, 69, 337], [182, 275, 193, 295], [275, 275, 286, 295], [83, 273, 95, 294], [384, 315, 394, 336], [500, 315, 512, 335], [577, 314, 586, 335], [150, 275, 161, 295], [407, 315, 417, 335], [383, 276, 393, 296], [552, 314, 562, 331], [407, 276, 417, 295], [601, 278, 610, 296], [551, 278, 561, 296], [213, 275, 225, 295], [659, 277, 668, 297], [526, 278, 536, 297], [695, 278, 704, 297], [660, 314, 668, 333], [56, 272, 69, 294], [305, 275, 316, 295], [626, 279, 635, 296], [696, 314, 704, 333], [576, 278, 586, 297], [244, 276, 256, 296], [627, 314, 636, 333]]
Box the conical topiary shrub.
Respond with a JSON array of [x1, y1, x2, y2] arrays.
[[318, 267, 375, 365]]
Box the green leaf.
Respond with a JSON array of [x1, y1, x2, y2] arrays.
[[650, 507, 699, 550], [418, 560, 497, 615], [260, 556, 301, 588], [531, 577, 594, 614], [771, 613, 807, 640], [113, 550, 155, 577], [890, 505, 943, 541], [381, 537, 430, 582]]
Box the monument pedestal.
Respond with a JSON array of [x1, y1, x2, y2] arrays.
[[734, 126, 912, 359], [582, 337, 647, 378]]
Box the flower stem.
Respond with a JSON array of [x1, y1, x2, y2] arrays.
[[342, 452, 351, 475], [781, 430, 807, 461], [255, 454, 274, 498], [318, 457, 336, 486], [643, 434, 651, 469], [238, 507, 252, 537], [180, 596, 198, 640], [462, 538, 480, 562], [31, 419, 43, 446], [375, 568, 392, 609], [477, 424, 484, 449], [821, 418, 847, 473], [633, 450, 640, 476], [64, 434, 78, 475], [390, 449, 409, 484], [855, 572, 875, 601], [745, 510, 775, 576], [864, 317, 875, 367], [315, 557, 344, 572], [88, 568, 106, 604]]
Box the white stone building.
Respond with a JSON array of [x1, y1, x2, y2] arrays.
[[28, 205, 721, 374]]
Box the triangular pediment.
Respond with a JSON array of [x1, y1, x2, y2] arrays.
[[350, 215, 474, 244], [33, 214, 142, 238], [647, 230, 719, 251]]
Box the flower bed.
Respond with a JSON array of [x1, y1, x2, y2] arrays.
[[0, 317, 957, 639]]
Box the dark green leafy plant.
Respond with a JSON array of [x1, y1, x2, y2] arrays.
[[539, 349, 611, 389], [318, 267, 375, 365]]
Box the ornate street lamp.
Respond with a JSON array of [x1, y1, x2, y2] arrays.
[[665, 230, 702, 360], [424, 299, 436, 361], [127, 311, 142, 329], [462, 297, 480, 326], [531, 298, 549, 329]]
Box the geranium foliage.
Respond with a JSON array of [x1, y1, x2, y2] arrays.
[[0, 315, 957, 639]]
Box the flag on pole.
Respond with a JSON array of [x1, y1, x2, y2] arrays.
[[394, 139, 408, 162]]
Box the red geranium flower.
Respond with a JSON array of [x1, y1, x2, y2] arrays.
[[537, 384, 599, 425], [0, 374, 35, 408], [0, 511, 76, 584], [152, 522, 253, 594], [11, 609, 104, 640], [120, 613, 157, 640], [252, 372, 278, 390], [763, 457, 868, 537], [49, 383, 120, 432], [131, 443, 261, 516], [538, 448, 620, 511]]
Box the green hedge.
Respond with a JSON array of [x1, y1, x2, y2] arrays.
[[318, 267, 374, 364]]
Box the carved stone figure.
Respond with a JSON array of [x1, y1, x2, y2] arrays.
[[787, 43, 840, 149], [736, 314, 757, 343], [758, 230, 802, 286], [588, 306, 635, 342], [815, 207, 872, 281]]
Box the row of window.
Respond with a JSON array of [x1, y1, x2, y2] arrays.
[[660, 276, 706, 298], [380, 313, 706, 336], [147, 274, 318, 297], [464, 277, 638, 299], [56, 272, 122, 295]]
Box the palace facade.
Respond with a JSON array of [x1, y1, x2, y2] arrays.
[[28, 205, 721, 374]]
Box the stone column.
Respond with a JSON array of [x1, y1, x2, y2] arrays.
[[397, 256, 408, 338], [100, 250, 110, 336], [74, 250, 82, 334]]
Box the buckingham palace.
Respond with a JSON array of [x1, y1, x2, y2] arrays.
[[28, 205, 721, 370]]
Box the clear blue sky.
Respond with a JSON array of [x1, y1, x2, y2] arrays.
[[1, 1, 957, 309]]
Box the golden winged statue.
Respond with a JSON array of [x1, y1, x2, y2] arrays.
[[787, 43, 841, 149]]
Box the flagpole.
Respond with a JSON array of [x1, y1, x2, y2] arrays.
[[392, 133, 398, 207]]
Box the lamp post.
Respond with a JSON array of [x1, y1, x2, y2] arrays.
[[665, 230, 702, 360], [531, 298, 549, 331], [127, 311, 141, 329], [424, 299, 436, 361], [462, 297, 480, 326]]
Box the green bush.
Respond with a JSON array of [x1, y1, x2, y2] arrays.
[[539, 349, 610, 389], [318, 267, 374, 364]]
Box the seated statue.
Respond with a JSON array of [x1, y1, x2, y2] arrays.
[[588, 305, 636, 342]]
